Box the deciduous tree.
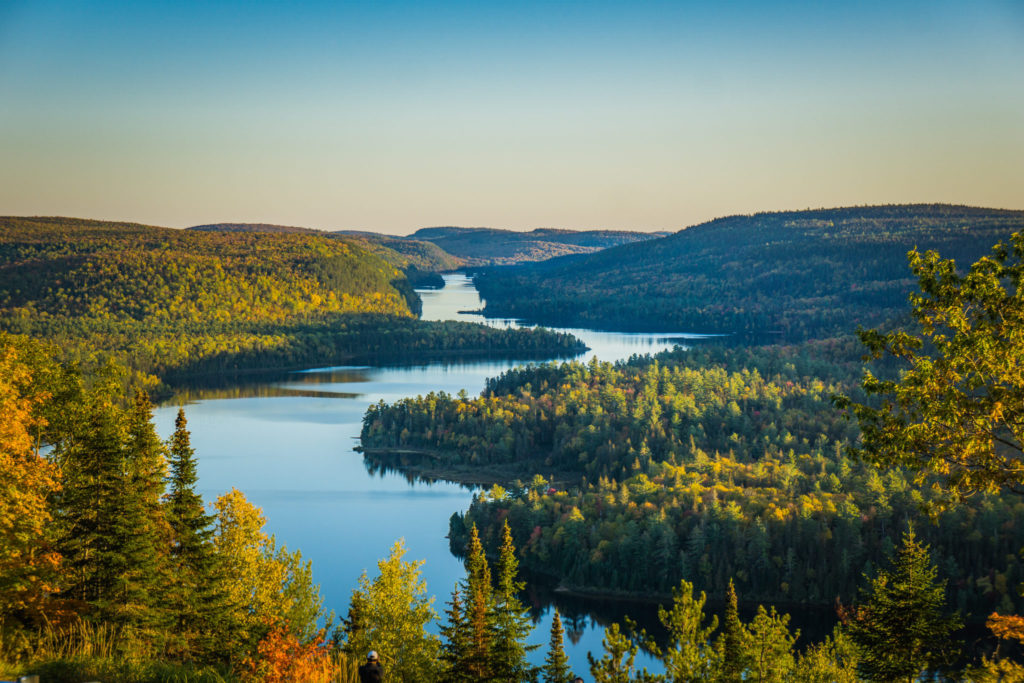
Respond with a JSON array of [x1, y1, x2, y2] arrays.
[[341, 539, 440, 683]]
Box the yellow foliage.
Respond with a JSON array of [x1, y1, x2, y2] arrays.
[[0, 345, 62, 621]]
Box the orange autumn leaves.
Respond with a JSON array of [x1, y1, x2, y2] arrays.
[[0, 345, 61, 622]]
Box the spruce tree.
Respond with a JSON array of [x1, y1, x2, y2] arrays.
[[121, 392, 171, 630], [165, 408, 228, 661], [658, 579, 720, 681], [491, 520, 538, 682], [57, 396, 128, 613], [718, 579, 748, 682], [846, 529, 960, 682], [542, 609, 573, 683], [462, 524, 494, 680], [440, 586, 474, 683], [57, 390, 170, 643]]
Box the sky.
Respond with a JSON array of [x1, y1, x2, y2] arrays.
[[1, 0, 1022, 235]]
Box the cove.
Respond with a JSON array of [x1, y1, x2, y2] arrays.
[[152, 273, 724, 672]]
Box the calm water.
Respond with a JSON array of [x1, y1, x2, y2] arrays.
[[154, 273, 715, 673]]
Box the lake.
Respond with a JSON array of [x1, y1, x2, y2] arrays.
[[153, 273, 720, 673]]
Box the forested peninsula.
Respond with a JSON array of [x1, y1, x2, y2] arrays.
[[0, 217, 583, 393]]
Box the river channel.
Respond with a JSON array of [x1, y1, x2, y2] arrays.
[[153, 273, 715, 672]]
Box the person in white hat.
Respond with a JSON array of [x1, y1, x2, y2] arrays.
[[358, 650, 382, 682]]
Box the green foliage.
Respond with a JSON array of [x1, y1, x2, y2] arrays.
[[541, 609, 573, 683], [475, 204, 1024, 341], [587, 621, 661, 683], [744, 605, 797, 683], [718, 580, 747, 683], [655, 580, 720, 682], [439, 523, 538, 682], [791, 627, 859, 683], [845, 528, 960, 682], [491, 520, 538, 682], [164, 409, 230, 662], [0, 217, 583, 391], [380, 342, 1024, 615], [840, 231, 1024, 499], [341, 540, 440, 683], [54, 385, 170, 642]]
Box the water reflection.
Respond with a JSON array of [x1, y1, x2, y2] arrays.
[[155, 272, 716, 675]]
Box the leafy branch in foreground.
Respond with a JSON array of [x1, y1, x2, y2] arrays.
[[837, 231, 1024, 498]]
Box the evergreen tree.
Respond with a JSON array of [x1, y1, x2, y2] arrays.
[[57, 396, 132, 622], [462, 524, 495, 680], [846, 529, 960, 682], [165, 408, 228, 661], [658, 579, 720, 682], [792, 626, 859, 683], [718, 579, 748, 683], [491, 520, 538, 682], [745, 605, 797, 683], [118, 391, 171, 636], [587, 620, 663, 683], [542, 609, 572, 683], [439, 587, 474, 683]]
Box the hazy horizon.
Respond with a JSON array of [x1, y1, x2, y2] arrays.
[[2, 0, 1023, 235]]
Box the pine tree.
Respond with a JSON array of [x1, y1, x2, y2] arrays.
[[165, 408, 229, 661], [718, 579, 748, 682], [846, 529, 960, 682], [440, 587, 474, 683], [587, 620, 661, 683], [57, 396, 129, 617], [462, 524, 494, 680], [119, 392, 171, 631], [745, 605, 797, 683], [658, 579, 720, 682], [542, 609, 573, 683], [491, 520, 538, 682]]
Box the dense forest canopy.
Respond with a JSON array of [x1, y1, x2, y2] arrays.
[[0, 217, 583, 392], [474, 204, 1024, 341], [190, 222, 465, 279], [363, 342, 1024, 618]]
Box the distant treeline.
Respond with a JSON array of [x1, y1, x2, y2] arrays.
[[474, 204, 1024, 341]]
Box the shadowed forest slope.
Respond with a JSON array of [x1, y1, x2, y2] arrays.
[[474, 204, 1024, 340]]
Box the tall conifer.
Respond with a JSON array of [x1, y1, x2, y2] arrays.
[[166, 408, 228, 661], [440, 586, 474, 683], [846, 529, 960, 682], [542, 609, 573, 683], [463, 524, 494, 680], [719, 578, 748, 682], [491, 520, 538, 681]]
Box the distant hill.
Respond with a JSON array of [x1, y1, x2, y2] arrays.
[[474, 204, 1024, 341], [406, 226, 661, 266], [1, 217, 583, 388], [190, 222, 318, 234], [189, 223, 464, 278]]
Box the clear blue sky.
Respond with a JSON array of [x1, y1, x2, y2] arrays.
[[2, 0, 1022, 233]]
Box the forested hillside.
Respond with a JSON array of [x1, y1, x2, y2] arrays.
[[190, 222, 464, 286], [475, 204, 1024, 340], [0, 217, 582, 390], [407, 226, 661, 266]]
